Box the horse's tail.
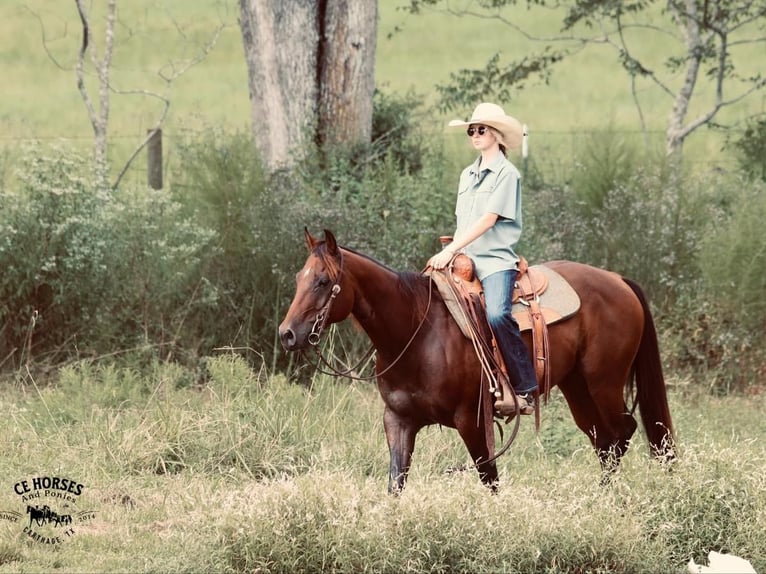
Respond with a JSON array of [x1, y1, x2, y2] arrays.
[[623, 277, 676, 460]]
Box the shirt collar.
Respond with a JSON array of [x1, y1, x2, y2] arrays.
[[468, 152, 504, 175]]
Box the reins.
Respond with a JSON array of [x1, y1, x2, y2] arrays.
[[304, 246, 517, 466], [304, 250, 435, 382], [441, 262, 521, 467]]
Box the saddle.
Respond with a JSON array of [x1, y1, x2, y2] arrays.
[[429, 253, 580, 422]]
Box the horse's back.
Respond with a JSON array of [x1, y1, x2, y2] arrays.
[[543, 260, 645, 377], [544, 260, 641, 314]]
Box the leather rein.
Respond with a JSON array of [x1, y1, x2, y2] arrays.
[[304, 248, 434, 382]]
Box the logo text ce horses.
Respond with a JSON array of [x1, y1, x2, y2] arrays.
[[1, 475, 97, 547]]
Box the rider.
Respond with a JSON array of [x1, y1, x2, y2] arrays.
[[428, 102, 537, 416]]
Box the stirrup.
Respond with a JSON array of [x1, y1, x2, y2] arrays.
[[494, 393, 534, 417]]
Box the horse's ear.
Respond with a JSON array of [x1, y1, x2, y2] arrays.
[[324, 229, 338, 255], [304, 227, 319, 252]]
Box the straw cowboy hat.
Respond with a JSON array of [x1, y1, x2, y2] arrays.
[[448, 102, 525, 149]]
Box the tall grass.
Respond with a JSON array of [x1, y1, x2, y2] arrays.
[[0, 356, 763, 573]]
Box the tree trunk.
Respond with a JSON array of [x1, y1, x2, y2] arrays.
[[317, 0, 377, 146], [75, 0, 116, 189], [665, 0, 702, 156], [238, 0, 377, 170]]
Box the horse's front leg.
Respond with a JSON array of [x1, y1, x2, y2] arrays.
[[455, 410, 499, 491], [383, 407, 419, 494]]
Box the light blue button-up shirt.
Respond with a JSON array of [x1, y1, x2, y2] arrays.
[[454, 152, 522, 281]]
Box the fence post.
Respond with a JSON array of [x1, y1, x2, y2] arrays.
[[147, 128, 163, 189]]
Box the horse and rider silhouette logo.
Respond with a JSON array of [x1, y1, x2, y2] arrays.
[[26, 504, 73, 528], [1, 475, 97, 547]]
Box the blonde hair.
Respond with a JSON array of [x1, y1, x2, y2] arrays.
[[489, 127, 508, 157]]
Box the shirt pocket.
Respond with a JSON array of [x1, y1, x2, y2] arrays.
[[476, 170, 499, 194]]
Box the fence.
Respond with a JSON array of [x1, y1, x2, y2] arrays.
[[0, 126, 744, 190]]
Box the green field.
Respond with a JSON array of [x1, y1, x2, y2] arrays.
[[2, 0, 762, 171], [2, 2, 765, 572], [0, 356, 763, 573]]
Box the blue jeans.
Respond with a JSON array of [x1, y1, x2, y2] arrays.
[[481, 269, 538, 394]]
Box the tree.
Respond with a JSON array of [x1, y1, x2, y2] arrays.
[[75, 0, 116, 189], [26, 1, 229, 189], [238, 0, 378, 170], [405, 0, 766, 156], [72, 0, 228, 189]]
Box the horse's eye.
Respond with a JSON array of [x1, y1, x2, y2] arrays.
[[317, 277, 330, 288]]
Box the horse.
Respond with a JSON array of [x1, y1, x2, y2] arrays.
[[279, 229, 675, 493]]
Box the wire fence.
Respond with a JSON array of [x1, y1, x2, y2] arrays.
[[0, 126, 744, 182]]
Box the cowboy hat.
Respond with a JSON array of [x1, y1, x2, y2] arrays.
[[448, 102, 524, 149]]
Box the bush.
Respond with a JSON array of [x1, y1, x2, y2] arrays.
[[0, 144, 217, 369], [524, 150, 709, 311], [684, 177, 766, 391], [520, 140, 766, 392], [294, 92, 453, 271], [170, 97, 453, 372], [173, 129, 299, 368], [731, 117, 766, 182]]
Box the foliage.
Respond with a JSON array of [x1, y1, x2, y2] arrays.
[[0, 144, 216, 369], [173, 129, 298, 367], [435, 50, 566, 114], [293, 91, 453, 271], [680, 178, 766, 392], [517, 135, 766, 390], [731, 117, 766, 181], [523, 134, 708, 310], [164, 93, 451, 370], [370, 89, 430, 174], [701, 180, 766, 324], [3, 93, 766, 391]]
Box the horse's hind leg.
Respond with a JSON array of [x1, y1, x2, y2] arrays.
[[558, 375, 637, 476]]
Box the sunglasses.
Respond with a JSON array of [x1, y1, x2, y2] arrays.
[[466, 125, 489, 137]]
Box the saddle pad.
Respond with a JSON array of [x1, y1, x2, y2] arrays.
[[512, 265, 580, 332], [430, 264, 580, 338]]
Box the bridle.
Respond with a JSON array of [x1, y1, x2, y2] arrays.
[[307, 246, 346, 346], [307, 283, 342, 346], [304, 247, 433, 382]]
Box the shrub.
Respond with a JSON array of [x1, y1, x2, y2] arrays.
[[172, 129, 310, 371], [688, 177, 766, 391], [731, 117, 766, 182], [0, 144, 217, 369], [0, 145, 106, 365], [524, 151, 709, 311], [170, 97, 454, 372]]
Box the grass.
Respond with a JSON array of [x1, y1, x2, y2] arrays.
[[1, 3, 764, 571], [0, 355, 763, 573]]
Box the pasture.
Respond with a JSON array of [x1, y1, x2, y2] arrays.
[[2, 0, 762, 170], [2, 1, 765, 572], [0, 355, 764, 572]]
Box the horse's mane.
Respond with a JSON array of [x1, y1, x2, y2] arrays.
[[314, 241, 433, 321]]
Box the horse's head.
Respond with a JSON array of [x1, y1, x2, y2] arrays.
[[278, 228, 354, 351]]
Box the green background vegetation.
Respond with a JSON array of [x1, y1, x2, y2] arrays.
[[1, 1, 765, 572]]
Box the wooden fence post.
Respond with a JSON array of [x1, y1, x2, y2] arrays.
[[147, 128, 163, 189]]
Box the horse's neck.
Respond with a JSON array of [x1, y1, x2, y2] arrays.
[[344, 251, 420, 352]]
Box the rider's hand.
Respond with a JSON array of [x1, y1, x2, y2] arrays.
[[428, 248, 455, 270]]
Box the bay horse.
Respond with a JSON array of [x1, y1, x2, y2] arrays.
[[279, 229, 675, 493]]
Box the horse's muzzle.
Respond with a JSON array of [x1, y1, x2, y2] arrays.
[[278, 323, 307, 351], [278, 325, 297, 351]]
